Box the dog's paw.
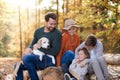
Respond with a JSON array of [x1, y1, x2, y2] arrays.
[[39, 56, 43, 61]]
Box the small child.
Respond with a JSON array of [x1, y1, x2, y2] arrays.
[[41, 67, 64, 80], [75, 34, 109, 80], [62, 47, 90, 80]]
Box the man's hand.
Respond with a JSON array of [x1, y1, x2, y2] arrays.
[[24, 48, 32, 55], [80, 60, 86, 67], [33, 44, 38, 50]]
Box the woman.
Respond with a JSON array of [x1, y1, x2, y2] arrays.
[[56, 19, 80, 67]]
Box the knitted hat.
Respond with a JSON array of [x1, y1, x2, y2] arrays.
[[62, 19, 79, 30]]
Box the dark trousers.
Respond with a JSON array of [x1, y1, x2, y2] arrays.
[[14, 54, 55, 80]]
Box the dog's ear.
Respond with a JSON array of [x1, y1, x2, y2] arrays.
[[37, 39, 42, 48]]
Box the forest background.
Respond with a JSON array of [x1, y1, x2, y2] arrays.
[[0, 0, 120, 58]]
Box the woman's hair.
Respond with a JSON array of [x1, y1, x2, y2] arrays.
[[45, 12, 57, 22], [77, 47, 90, 58], [85, 34, 97, 47]]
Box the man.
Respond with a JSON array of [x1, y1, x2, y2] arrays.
[[75, 34, 109, 80], [15, 12, 61, 80]]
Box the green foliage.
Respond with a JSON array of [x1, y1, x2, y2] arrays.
[[0, 33, 13, 57], [96, 28, 120, 53], [0, 42, 7, 57], [0, 0, 120, 57], [1, 33, 11, 45]]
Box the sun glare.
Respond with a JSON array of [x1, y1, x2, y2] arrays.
[[4, 0, 36, 8], [4, 0, 63, 11]]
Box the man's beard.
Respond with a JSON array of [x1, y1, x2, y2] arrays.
[[47, 27, 55, 31]]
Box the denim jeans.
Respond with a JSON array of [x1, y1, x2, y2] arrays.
[[61, 64, 77, 80], [14, 54, 55, 80], [61, 50, 75, 67]]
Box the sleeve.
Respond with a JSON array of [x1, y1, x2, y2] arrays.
[[69, 59, 77, 70], [29, 30, 38, 49], [56, 34, 66, 66], [85, 59, 91, 63], [76, 35, 81, 48], [40, 32, 62, 56], [95, 40, 104, 57]]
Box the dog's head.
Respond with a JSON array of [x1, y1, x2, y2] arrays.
[[37, 37, 50, 49]]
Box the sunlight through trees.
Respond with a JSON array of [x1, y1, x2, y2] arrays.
[[0, 0, 120, 57]]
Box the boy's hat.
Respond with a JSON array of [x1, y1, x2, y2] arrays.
[[62, 19, 79, 30]]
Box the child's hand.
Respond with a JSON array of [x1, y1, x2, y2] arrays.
[[80, 60, 86, 67], [76, 57, 81, 62]]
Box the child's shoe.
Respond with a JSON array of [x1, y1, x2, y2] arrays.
[[64, 73, 71, 80]]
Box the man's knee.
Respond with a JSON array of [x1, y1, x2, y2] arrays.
[[22, 54, 31, 64]]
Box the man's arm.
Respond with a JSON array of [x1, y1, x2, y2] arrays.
[[24, 30, 38, 54], [95, 40, 104, 57]]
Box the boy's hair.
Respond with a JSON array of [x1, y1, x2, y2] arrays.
[[45, 12, 57, 22], [77, 47, 90, 58], [41, 67, 64, 80], [85, 34, 97, 47]]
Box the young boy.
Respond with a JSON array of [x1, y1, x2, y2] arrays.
[[75, 34, 109, 80]]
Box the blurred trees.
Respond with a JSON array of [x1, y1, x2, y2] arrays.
[[0, 0, 42, 57], [0, 1, 13, 57], [61, 0, 120, 53], [0, 0, 120, 57]]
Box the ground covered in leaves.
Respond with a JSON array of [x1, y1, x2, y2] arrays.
[[0, 58, 20, 80], [0, 58, 120, 80]]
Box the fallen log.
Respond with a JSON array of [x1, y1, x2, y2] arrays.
[[104, 53, 120, 65]]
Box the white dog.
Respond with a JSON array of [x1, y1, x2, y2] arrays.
[[32, 37, 55, 64]]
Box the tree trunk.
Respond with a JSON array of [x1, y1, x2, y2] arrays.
[[18, 4, 22, 60], [66, 0, 68, 13], [56, 0, 59, 26]]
